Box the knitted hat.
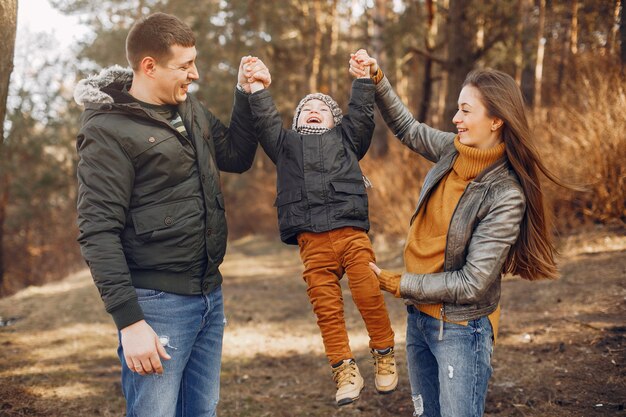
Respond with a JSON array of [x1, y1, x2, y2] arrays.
[[292, 93, 343, 130]]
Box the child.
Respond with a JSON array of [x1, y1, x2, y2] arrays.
[[242, 58, 397, 406]]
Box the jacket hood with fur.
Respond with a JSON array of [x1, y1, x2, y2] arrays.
[[74, 65, 133, 106]]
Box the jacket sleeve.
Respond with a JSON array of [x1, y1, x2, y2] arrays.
[[340, 78, 376, 159], [399, 186, 526, 304], [209, 87, 259, 173], [248, 88, 285, 164], [76, 124, 144, 330], [375, 75, 455, 163]]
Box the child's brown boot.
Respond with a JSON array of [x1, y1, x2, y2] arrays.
[[331, 359, 364, 406], [371, 347, 398, 394]]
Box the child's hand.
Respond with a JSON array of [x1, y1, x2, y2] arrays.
[[244, 59, 272, 93], [349, 49, 379, 79], [349, 53, 369, 79], [354, 49, 378, 72]]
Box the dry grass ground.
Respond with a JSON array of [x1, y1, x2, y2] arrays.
[[0, 227, 624, 417]]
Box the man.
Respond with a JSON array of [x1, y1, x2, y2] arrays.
[[74, 13, 268, 416]]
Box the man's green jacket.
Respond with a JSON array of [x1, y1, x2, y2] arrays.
[[74, 66, 257, 329]]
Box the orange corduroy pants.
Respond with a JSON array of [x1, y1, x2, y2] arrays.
[[297, 227, 395, 364]]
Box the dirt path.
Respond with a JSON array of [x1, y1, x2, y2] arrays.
[[0, 229, 624, 416]]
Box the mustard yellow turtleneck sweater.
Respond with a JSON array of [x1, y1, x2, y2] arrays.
[[404, 136, 506, 341]]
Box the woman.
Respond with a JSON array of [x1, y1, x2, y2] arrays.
[[349, 50, 563, 417]]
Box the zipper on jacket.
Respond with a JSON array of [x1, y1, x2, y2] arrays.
[[317, 135, 331, 227], [438, 306, 445, 341]]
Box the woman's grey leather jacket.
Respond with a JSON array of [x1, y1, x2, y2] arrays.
[[375, 76, 526, 322]]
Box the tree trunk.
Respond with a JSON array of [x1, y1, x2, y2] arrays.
[[533, 0, 546, 109], [444, 0, 474, 130], [308, 1, 323, 92], [513, 0, 525, 85], [0, 0, 16, 127], [621, 0, 626, 70], [0, 0, 18, 291], [419, 0, 437, 122], [606, 0, 624, 55], [475, 11, 485, 67], [328, 0, 339, 95], [370, 0, 389, 156], [556, 0, 577, 94], [619, 0, 626, 66], [570, 0, 579, 56]]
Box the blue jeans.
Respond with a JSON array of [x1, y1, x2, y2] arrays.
[[405, 305, 493, 417], [118, 287, 225, 417]]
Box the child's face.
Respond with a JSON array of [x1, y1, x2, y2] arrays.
[[297, 99, 335, 129]]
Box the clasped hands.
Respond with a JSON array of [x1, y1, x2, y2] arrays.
[[237, 56, 271, 93], [348, 49, 379, 79], [238, 48, 381, 94]]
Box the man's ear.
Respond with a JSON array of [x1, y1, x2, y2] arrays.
[[139, 56, 158, 79]]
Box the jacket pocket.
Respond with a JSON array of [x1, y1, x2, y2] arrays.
[[330, 180, 367, 195], [330, 180, 368, 220], [274, 188, 305, 227], [129, 133, 177, 156], [131, 198, 202, 247], [128, 132, 195, 185]]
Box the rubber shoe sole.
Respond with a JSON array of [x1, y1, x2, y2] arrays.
[[376, 386, 397, 395], [337, 387, 363, 406]]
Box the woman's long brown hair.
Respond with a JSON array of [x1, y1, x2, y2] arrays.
[[463, 68, 563, 280]]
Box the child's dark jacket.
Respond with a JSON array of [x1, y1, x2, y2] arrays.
[[249, 79, 376, 244]]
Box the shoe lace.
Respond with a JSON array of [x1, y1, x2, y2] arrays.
[[372, 350, 396, 376], [332, 362, 357, 388]]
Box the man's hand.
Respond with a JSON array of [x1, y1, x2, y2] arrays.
[[120, 320, 171, 375], [244, 58, 272, 93], [238, 55, 258, 93]]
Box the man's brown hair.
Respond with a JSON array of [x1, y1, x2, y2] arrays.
[[126, 12, 196, 71]]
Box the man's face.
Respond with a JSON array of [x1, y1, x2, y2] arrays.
[[153, 44, 199, 105], [297, 99, 335, 129]]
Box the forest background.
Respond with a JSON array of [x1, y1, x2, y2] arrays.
[[0, 0, 624, 295]]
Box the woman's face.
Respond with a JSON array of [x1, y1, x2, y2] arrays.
[[453, 85, 502, 149]]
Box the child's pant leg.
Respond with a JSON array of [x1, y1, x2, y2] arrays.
[[298, 231, 352, 364], [338, 228, 395, 351]]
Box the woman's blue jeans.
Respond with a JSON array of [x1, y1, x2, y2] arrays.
[[118, 286, 225, 417], [405, 305, 493, 417]]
